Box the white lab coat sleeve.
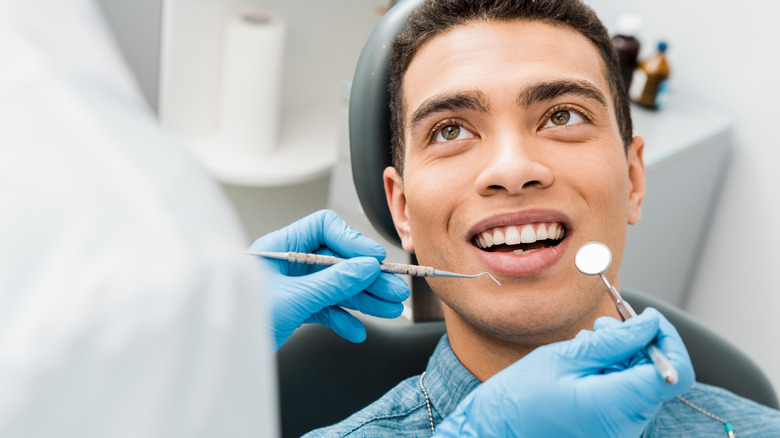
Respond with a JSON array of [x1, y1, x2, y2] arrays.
[[0, 1, 278, 437]]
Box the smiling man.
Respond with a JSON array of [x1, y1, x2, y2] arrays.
[[305, 0, 780, 436], [385, 18, 642, 381]]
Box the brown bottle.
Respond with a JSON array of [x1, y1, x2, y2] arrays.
[[630, 42, 671, 110], [612, 15, 642, 92]]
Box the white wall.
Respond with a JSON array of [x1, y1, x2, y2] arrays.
[[96, 0, 161, 110], [586, 0, 780, 392]]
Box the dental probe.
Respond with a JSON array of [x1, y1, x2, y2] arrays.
[[575, 242, 679, 385], [245, 251, 501, 285]]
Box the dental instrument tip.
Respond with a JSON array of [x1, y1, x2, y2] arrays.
[[433, 269, 501, 285], [482, 272, 501, 286]]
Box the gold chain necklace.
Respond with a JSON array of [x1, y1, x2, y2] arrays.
[[418, 371, 735, 437]]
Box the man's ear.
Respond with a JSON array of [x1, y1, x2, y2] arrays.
[[383, 166, 415, 252], [627, 136, 646, 225]]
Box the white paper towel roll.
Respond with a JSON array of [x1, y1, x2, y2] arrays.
[[218, 10, 286, 157]]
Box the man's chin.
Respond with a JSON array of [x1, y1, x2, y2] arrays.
[[441, 298, 589, 346]]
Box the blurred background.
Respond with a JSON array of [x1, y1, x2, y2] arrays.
[[96, 0, 780, 392]]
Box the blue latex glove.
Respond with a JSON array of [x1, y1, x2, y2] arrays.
[[435, 308, 695, 437], [249, 210, 410, 351]]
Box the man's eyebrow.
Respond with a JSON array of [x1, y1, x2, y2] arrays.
[[408, 91, 490, 130], [518, 80, 607, 109]]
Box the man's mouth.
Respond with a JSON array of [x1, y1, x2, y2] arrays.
[[472, 222, 567, 255]]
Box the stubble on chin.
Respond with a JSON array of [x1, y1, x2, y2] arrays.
[[439, 285, 606, 349]]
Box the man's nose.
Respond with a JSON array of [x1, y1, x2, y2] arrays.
[[474, 134, 554, 196]]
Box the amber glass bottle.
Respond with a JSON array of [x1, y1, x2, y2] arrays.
[[630, 42, 670, 110], [612, 15, 642, 92]]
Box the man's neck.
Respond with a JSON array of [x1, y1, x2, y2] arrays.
[[442, 297, 620, 382]]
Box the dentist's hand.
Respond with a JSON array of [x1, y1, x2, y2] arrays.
[[436, 308, 695, 438], [250, 210, 410, 351]]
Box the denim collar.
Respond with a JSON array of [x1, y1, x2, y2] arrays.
[[421, 334, 482, 423]]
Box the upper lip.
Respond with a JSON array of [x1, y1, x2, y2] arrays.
[[466, 209, 573, 243]]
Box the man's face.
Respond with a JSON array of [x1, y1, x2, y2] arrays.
[[384, 20, 646, 343]]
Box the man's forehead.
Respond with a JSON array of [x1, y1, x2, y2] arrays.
[[401, 19, 614, 122]]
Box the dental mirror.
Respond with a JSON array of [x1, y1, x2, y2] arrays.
[[574, 241, 679, 385], [575, 241, 612, 276]]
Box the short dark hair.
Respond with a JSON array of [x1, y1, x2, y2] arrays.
[[388, 0, 632, 174]]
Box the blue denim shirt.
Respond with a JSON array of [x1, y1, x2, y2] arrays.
[[305, 335, 780, 437]]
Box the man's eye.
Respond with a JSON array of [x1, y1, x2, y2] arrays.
[[543, 110, 585, 128], [434, 124, 474, 142]]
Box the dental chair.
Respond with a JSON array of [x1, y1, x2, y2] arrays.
[[276, 1, 779, 436]]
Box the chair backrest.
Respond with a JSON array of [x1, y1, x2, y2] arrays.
[[621, 288, 779, 410], [349, 0, 423, 246], [276, 320, 445, 438], [276, 288, 778, 438]]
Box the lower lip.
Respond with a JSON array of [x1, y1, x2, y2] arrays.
[[471, 235, 571, 276]]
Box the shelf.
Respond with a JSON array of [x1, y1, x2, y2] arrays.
[[632, 93, 732, 169], [158, 0, 378, 188], [188, 103, 339, 187]]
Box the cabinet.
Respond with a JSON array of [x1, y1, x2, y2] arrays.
[[623, 94, 732, 307]]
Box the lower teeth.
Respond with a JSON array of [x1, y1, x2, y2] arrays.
[[513, 248, 543, 256]]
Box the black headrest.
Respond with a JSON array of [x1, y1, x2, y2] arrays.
[[348, 0, 423, 246]]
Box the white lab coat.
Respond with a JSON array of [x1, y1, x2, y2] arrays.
[[0, 1, 278, 436]]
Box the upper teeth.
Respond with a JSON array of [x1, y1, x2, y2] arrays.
[[475, 223, 564, 249]]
